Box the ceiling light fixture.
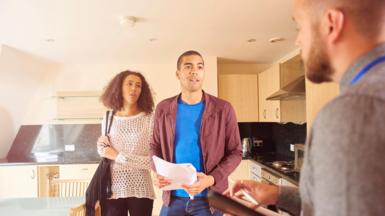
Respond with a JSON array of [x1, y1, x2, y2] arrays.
[[119, 16, 137, 27], [269, 37, 286, 43]]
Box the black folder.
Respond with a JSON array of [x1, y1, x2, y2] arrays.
[[207, 191, 264, 216]]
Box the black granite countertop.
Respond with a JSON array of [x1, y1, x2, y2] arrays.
[[2, 124, 101, 166], [246, 152, 300, 186]]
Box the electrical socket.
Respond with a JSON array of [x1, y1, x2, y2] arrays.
[[290, 144, 295, 152], [65, 144, 75, 152]]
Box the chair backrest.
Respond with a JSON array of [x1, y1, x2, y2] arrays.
[[49, 179, 90, 197]]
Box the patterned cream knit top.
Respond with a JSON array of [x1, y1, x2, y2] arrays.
[[99, 112, 155, 200]]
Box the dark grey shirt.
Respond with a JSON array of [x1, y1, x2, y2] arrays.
[[277, 43, 385, 216]]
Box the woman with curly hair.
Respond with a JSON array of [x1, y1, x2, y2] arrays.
[[97, 70, 155, 216]]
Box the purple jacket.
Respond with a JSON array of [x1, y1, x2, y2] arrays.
[[150, 92, 242, 206]]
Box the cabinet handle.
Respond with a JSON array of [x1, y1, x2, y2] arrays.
[[81, 168, 89, 171], [31, 169, 35, 179], [263, 109, 267, 119], [275, 108, 279, 119]]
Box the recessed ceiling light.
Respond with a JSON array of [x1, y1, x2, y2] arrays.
[[269, 37, 286, 43], [119, 16, 137, 26], [247, 38, 256, 43]]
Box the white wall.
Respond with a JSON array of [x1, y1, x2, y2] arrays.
[[0, 45, 58, 158], [0, 50, 217, 158], [51, 56, 218, 103]]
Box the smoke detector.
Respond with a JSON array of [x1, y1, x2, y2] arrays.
[[119, 16, 137, 26]]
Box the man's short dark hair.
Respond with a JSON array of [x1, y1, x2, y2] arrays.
[[305, 0, 385, 38], [177, 50, 204, 70]]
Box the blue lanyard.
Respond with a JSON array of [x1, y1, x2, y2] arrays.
[[350, 55, 385, 85]]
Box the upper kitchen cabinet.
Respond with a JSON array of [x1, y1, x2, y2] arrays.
[[258, 64, 281, 122], [219, 74, 259, 122], [259, 54, 306, 123], [305, 80, 339, 131], [51, 91, 107, 124], [218, 64, 269, 122]]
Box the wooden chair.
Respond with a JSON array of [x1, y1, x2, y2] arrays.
[[49, 179, 90, 197], [68, 203, 86, 216], [68, 201, 101, 216], [48, 179, 102, 216]]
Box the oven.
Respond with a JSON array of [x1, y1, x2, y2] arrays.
[[294, 144, 305, 172], [261, 168, 280, 185]]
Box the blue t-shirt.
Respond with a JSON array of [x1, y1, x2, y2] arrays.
[[173, 98, 207, 197]]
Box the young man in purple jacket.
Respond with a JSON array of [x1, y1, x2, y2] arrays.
[[150, 50, 242, 216]]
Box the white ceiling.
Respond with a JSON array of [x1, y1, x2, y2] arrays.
[[0, 0, 297, 64]]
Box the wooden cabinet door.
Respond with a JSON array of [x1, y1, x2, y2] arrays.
[[279, 178, 297, 187], [258, 71, 269, 122], [218, 74, 259, 122], [59, 164, 98, 180], [267, 64, 281, 122], [259, 65, 280, 122], [249, 160, 263, 182], [305, 80, 339, 130], [228, 160, 250, 183], [0, 165, 38, 198]]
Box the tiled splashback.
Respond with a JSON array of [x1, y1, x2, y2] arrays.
[[238, 122, 306, 158]]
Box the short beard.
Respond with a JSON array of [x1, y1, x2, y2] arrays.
[[305, 25, 334, 84]]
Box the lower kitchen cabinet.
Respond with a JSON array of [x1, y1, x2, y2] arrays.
[[37, 164, 98, 197], [0, 164, 98, 198], [229, 160, 299, 216], [0, 165, 38, 198], [279, 178, 297, 187], [249, 160, 262, 182], [59, 163, 98, 179], [228, 159, 251, 183]]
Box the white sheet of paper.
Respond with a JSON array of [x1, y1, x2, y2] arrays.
[[152, 156, 197, 191]]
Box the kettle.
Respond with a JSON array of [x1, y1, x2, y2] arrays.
[[242, 137, 252, 157]]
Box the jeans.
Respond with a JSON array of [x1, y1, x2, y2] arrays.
[[160, 196, 223, 216]]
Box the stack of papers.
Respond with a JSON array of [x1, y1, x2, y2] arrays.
[[152, 156, 197, 191]]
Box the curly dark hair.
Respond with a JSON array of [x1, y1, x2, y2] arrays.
[[100, 70, 154, 113]]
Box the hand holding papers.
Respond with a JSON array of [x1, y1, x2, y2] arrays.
[[152, 156, 197, 191]]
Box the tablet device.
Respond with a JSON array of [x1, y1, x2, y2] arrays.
[[207, 191, 264, 216]]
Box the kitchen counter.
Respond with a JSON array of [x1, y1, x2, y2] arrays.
[[0, 159, 100, 166], [247, 152, 300, 186], [2, 151, 100, 166]]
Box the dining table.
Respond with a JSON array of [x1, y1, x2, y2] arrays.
[[0, 196, 84, 215]]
